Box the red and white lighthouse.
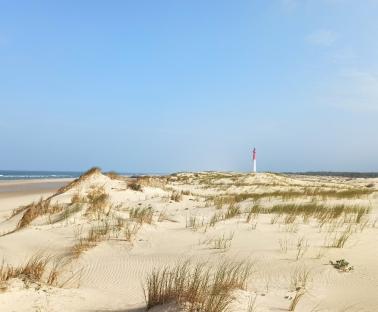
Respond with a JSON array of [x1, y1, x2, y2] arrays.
[[252, 148, 257, 173]]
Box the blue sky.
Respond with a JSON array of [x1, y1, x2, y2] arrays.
[[1, 0, 377, 173]]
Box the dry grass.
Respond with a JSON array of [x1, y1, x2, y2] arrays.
[[52, 167, 102, 198], [278, 237, 289, 254], [206, 187, 374, 207], [270, 203, 369, 222], [289, 266, 312, 311], [86, 186, 110, 217], [209, 212, 224, 227], [144, 260, 253, 311], [105, 171, 123, 180], [12, 170, 115, 230], [245, 204, 262, 223], [133, 176, 168, 188], [295, 236, 309, 261], [289, 289, 306, 311], [124, 221, 140, 241], [170, 191, 183, 202], [213, 197, 228, 209], [71, 193, 85, 204], [70, 217, 140, 258], [206, 233, 234, 250], [186, 215, 204, 231], [327, 225, 354, 248], [70, 235, 98, 258], [51, 203, 82, 224], [128, 181, 143, 191], [129, 207, 154, 224], [17, 198, 64, 229], [247, 294, 258, 312], [0, 254, 65, 288], [290, 266, 311, 291], [70, 223, 111, 258], [224, 203, 241, 219]]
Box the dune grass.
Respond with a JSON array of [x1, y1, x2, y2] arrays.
[[144, 260, 253, 311], [86, 186, 110, 217], [224, 203, 241, 219], [105, 171, 123, 180], [70, 222, 112, 258], [208, 200, 369, 230], [327, 225, 354, 248], [207, 233, 234, 250], [17, 198, 64, 229], [52, 167, 102, 198], [129, 207, 154, 224], [128, 181, 143, 191], [206, 187, 374, 207], [269, 203, 369, 223], [170, 191, 183, 202], [289, 266, 312, 311], [186, 215, 205, 231], [123, 221, 140, 241], [51, 203, 83, 224], [0, 254, 65, 288]]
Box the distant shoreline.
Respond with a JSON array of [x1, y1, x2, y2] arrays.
[[0, 178, 73, 195], [0, 170, 167, 180], [1, 170, 378, 181]]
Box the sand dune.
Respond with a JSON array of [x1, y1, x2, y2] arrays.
[[0, 169, 377, 311]]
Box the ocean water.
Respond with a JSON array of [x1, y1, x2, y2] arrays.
[[0, 170, 82, 180], [0, 170, 164, 180]]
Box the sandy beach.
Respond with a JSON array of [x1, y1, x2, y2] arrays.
[[0, 178, 72, 195], [0, 169, 376, 311], [0, 179, 72, 223]]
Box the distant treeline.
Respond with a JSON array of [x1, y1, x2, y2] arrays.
[[287, 172, 378, 178]]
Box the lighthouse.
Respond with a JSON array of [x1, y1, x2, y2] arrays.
[[252, 148, 257, 173]]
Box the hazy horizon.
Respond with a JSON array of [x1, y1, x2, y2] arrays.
[[1, 0, 378, 173]]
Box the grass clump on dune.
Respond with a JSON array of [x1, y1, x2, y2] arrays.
[[128, 181, 143, 191], [70, 222, 114, 258], [170, 191, 183, 202], [85, 186, 111, 219], [0, 254, 65, 289], [17, 198, 64, 229], [288, 266, 312, 311], [206, 187, 374, 207], [129, 207, 154, 224], [13, 167, 108, 230], [270, 203, 369, 223], [224, 203, 241, 219], [144, 260, 253, 312]]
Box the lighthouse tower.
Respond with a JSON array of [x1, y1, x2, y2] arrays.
[[253, 148, 257, 173]]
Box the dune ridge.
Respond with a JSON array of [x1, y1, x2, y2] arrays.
[[0, 169, 377, 311]]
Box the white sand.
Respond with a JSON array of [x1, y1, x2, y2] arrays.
[[0, 171, 377, 311]]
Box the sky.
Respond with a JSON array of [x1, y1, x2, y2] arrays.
[[1, 0, 378, 173]]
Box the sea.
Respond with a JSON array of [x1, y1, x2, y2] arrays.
[[0, 170, 165, 180], [2, 170, 375, 181], [0, 170, 82, 180]]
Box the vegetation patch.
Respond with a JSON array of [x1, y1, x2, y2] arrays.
[[0, 254, 66, 289], [144, 260, 253, 311], [330, 259, 354, 272], [128, 181, 143, 191], [129, 207, 154, 224], [17, 199, 64, 229]]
